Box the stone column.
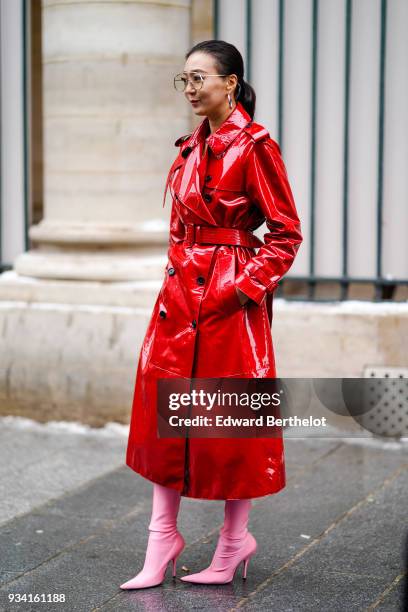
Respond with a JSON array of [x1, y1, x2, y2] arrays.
[[0, 0, 194, 424], [15, 0, 191, 282]]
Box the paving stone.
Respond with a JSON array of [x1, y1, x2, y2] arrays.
[[375, 574, 407, 611], [0, 422, 126, 525], [240, 568, 391, 612], [0, 470, 144, 579], [282, 466, 408, 580], [283, 438, 343, 473]]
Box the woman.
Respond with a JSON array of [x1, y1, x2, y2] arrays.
[[120, 39, 303, 589]]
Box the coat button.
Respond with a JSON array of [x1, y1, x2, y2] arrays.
[[205, 175, 212, 182], [159, 310, 166, 318], [196, 276, 205, 285], [191, 319, 197, 329], [168, 267, 175, 276], [203, 193, 212, 203]]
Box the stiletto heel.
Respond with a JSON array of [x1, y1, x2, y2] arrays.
[[243, 557, 249, 579], [172, 555, 178, 578]]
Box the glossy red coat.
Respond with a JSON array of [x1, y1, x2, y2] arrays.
[[126, 101, 303, 500]]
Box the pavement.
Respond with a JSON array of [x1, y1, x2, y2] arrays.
[[0, 416, 407, 612]]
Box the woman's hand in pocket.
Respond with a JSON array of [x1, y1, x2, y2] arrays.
[[235, 286, 250, 306]]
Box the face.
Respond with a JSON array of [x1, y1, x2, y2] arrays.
[[181, 51, 238, 118]]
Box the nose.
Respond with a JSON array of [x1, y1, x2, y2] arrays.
[[184, 78, 196, 95]]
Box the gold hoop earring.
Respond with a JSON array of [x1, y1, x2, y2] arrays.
[[227, 93, 233, 109]]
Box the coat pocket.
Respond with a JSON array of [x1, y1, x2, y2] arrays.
[[217, 252, 244, 314]]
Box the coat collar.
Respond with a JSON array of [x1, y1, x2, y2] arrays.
[[187, 101, 252, 157], [169, 102, 252, 226]]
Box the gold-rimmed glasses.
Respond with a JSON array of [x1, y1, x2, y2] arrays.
[[173, 72, 228, 92]]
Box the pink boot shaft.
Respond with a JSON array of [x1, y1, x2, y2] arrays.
[[120, 483, 184, 590]]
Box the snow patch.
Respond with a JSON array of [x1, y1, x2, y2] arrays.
[[274, 298, 408, 315], [0, 415, 128, 437]]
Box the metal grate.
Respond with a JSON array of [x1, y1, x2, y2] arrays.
[[214, 0, 408, 303], [356, 366, 408, 439]]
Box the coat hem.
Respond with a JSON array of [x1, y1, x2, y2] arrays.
[[126, 459, 286, 500]]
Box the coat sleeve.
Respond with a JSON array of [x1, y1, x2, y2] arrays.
[[234, 138, 303, 305], [168, 198, 185, 247]]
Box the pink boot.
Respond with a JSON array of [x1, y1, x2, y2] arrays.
[[120, 483, 185, 589], [180, 499, 257, 584]]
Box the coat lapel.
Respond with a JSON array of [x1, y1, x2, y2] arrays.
[[173, 141, 218, 225], [205, 101, 252, 156], [172, 102, 252, 226]]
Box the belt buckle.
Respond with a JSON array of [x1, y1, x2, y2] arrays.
[[185, 223, 195, 247]]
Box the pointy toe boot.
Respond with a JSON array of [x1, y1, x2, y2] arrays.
[[180, 532, 257, 585]]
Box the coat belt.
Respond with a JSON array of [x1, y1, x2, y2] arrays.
[[182, 223, 263, 248]]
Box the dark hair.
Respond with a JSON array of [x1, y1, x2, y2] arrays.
[[185, 39, 256, 120]]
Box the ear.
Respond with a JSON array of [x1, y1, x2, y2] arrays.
[[227, 74, 239, 94]]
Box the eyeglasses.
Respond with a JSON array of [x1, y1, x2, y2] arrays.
[[173, 72, 228, 92]]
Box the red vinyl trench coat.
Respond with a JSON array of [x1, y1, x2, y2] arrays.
[[126, 101, 303, 500]]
